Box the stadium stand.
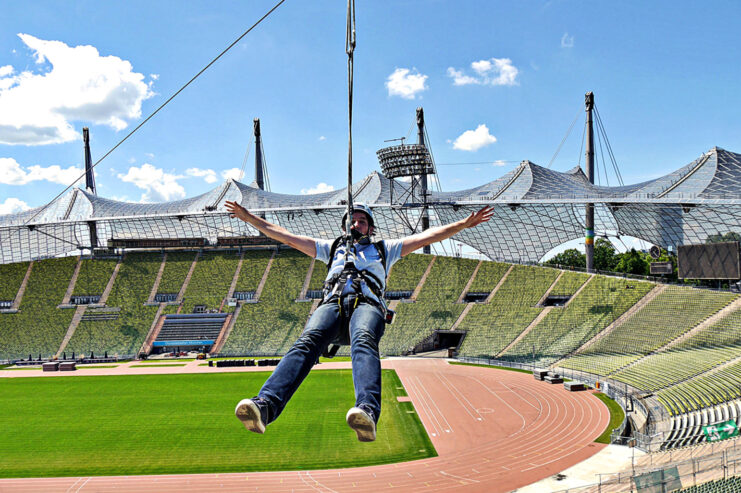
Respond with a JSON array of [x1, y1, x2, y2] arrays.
[[71, 258, 118, 297], [0, 261, 30, 306], [559, 286, 737, 376], [64, 252, 162, 358], [456, 264, 559, 358], [156, 251, 198, 297], [153, 313, 227, 351], [547, 270, 591, 297], [385, 253, 432, 293], [181, 250, 240, 313], [675, 476, 741, 493], [220, 249, 312, 355], [233, 249, 273, 298], [380, 256, 478, 355], [0, 257, 77, 361]]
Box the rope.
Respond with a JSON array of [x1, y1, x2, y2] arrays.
[[17, 0, 287, 229], [344, 0, 357, 262]]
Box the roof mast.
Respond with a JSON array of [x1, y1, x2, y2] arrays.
[[585, 92, 595, 273], [83, 127, 96, 195], [253, 118, 265, 191], [417, 107, 431, 254]]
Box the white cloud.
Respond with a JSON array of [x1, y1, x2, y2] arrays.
[[447, 58, 519, 86], [0, 197, 30, 215], [186, 167, 218, 184], [221, 168, 242, 181], [318, 135, 326, 141], [492, 160, 507, 167], [385, 68, 428, 99], [117, 163, 185, 202], [561, 32, 575, 48], [0, 157, 82, 185], [0, 33, 155, 145], [453, 124, 497, 152], [301, 182, 335, 195]]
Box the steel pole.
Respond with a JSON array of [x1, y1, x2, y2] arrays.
[[585, 93, 595, 273]]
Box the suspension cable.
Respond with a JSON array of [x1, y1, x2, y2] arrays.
[[18, 0, 287, 229], [344, 0, 356, 259], [547, 107, 582, 169]]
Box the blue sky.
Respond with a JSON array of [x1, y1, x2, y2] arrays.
[[1, 1, 740, 246]]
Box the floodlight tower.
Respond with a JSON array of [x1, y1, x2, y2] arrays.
[[377, 111, 435, 240], [585, 92, 595, 273]]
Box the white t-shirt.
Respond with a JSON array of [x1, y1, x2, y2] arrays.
[[315, 238, 404, 307]]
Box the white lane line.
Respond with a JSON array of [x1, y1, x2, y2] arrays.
[[439, 470, 481, 483], [406, 376, 443, 437], [416, 374, 454, 433], [438, 372, 484, 421], [73, 477, 91, 493]]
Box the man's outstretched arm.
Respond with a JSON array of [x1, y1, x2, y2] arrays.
[[225, 201, 317, 257], [400, 206, 495, 257]]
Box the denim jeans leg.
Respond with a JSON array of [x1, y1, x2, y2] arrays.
[[348, 302, 385, 422], [258, 303, 340, 423]]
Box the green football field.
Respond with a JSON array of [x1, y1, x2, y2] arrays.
[[0, 369, 436, 478]]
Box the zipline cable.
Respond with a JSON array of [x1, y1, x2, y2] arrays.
[[343, 0, 357, 262]]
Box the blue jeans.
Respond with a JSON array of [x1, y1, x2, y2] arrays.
[[257, 299, 385, 424]]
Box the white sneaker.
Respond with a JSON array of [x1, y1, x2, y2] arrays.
[[346, 407, 376, 442], [235, 398, 266, 434]]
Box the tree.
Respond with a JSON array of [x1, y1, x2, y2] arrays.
[[545, 248, 585, 269], [594, 238, 618, 271], [706, 232, 741, 243], [615, 249, 649, 275]]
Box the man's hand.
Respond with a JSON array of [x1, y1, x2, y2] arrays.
[[462, 205, 495, 229], [225, 201, 251, 222]]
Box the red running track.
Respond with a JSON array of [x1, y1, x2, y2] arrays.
[[0, 358, 608, 492]]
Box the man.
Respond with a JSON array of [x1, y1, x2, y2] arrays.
[[225, 200, 494, 441]]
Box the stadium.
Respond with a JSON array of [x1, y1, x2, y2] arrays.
[[2, 4, 741, 493], [2, 107, 741, 491]]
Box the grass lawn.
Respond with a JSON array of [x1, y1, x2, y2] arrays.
[[592, 392, 625, 444], [0, 369, 435, 477]]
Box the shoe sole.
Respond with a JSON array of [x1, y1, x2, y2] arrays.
[[235, 399, 265, 434], [346, 407, 376, 442]]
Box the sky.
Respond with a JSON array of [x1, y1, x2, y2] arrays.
[[1, 1, 740, 256]]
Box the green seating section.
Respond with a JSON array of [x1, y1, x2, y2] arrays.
[[66, 253, 161, 358], [0, 261, 29, 302], [549, 271, 591, 296], [612, 346, 741, 392], [656, 359, 741, 415], [72, 258, 118, 296], [181, 251, 240, 313], [466, 260, 510, 293], [676, 476, 741, 493], [156, 251, 196, 294], [675, 305, 741, 351], [502, 277, 653, 365], [234, 250, 272, 292], [308, 258, 328, 291], [0, 257, 77, 360], [380, 256, 478, 355], [385, 254, 431, 292], [457, 264, 558, 358], [222, 250, 312, 355], [560, 287, 737, 375]]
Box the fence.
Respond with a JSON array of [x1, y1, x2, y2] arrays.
[[549, 441, 741, 492]]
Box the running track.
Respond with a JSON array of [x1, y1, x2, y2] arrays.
[[0, 358, 608, 492]]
